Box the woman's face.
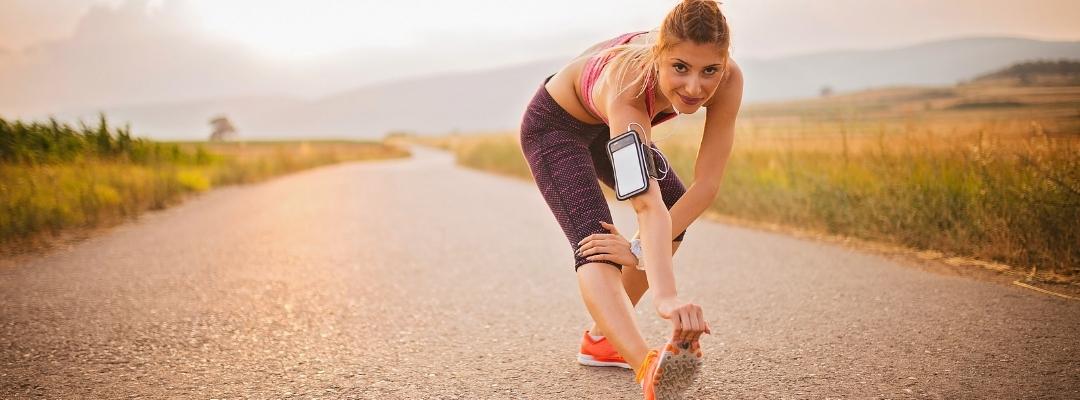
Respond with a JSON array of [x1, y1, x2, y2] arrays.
[[656, 40, 727, 114]]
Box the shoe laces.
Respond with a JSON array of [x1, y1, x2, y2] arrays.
[[635, 349, 659, 384]]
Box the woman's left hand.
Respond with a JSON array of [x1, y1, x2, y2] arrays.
[[576, 221, 639, 267]]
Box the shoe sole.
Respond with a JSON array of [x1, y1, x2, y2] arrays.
[[577, 353, 632, 369], [652, 340, 702, 400]]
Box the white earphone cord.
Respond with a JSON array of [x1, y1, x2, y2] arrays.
[[654, 146, 670, 179], [626, 122, 669, 180]]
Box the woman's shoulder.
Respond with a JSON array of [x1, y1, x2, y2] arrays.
[[704, 58, 743, 108], [572, 31, 650, 61], [725, 58, 743, 82]]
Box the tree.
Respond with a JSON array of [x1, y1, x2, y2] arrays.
[[209, 115, 237, 142]]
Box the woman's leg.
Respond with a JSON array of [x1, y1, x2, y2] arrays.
[[577, 262, 651, 374], [523, 139, 651, 372], [519, 82, 652, 370]]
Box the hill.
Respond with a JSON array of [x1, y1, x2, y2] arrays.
[[973, 59, 1080, 86], [44, 36, 1080, 139]]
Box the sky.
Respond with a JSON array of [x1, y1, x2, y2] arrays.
[[1, 0, 1080, 120], [3, 0, 1080, 60]]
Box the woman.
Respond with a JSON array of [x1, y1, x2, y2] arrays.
[[519, 0, 742, 398]]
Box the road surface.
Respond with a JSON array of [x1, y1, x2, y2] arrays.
[[2, 146, 1078, 399]]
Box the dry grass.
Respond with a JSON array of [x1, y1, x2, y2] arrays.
[[1, 135, 409, 256], [414, 83, 1080, 281]]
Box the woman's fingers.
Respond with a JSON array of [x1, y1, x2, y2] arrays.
[[671, 312, 685, 343], [696, 306, 707, 341], [586, 253, 607, 261], [599, 221, 621, 235], [658, 299, 710, 344], [580, 223, 628, 246], [577, 234, 601, 247], [695, 305, 708, 342], [683, 316, 694, 344], [690, 312, 704, 343], [576, 237, 603, 254], [577, 239, 625, 256], [577, 232, 618, 246], [672, 305, 708, 344], [577, 236, 612, 252], [683, 312, 694, 343], [576, 224, 631, 257], [582, 246, 610, 257], [576, 241, 601, 256]]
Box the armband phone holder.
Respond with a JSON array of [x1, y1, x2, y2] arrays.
[[606, 125, 661, 201]]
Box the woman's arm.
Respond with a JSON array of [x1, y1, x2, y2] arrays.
[[667, 62, 744, 240], [605, 102, 678, 300], [597, 68, 711, 343]]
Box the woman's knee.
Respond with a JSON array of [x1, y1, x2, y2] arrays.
[[576, 262, 626, 293]]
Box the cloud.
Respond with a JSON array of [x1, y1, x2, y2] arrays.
[[0, 0, 565, 118], [0, 0, 597, 119], [0, 0, 274, 117], [69, 0, 194, 42]]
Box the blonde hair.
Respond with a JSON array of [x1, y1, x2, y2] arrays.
[[597, 0, 732, 100]]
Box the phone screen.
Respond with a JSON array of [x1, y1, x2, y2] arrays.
[[612, 136, 646, 198]]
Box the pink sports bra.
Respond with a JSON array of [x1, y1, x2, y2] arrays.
[[579, 31, 677, 126]]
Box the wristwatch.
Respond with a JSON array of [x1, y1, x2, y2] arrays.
[[629, 238, 645, 270]]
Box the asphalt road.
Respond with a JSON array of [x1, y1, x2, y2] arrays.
[[2, 146, 1078, 399]]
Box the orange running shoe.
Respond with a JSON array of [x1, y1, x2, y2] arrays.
[[577, 330, 632, 369], [636, 340, 702, 400]]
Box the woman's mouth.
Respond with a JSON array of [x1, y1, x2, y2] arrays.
[[678, 93, 704, 106]]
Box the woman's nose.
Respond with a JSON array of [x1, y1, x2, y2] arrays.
[[685, 76, 703, 97]]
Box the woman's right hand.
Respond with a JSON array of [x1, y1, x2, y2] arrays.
[[576, 221, 639, 268], [655, 296, 711, 344]]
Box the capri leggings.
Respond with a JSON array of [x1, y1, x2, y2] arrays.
[[519, 75, 687, 272]]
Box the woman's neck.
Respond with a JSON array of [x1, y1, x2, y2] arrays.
[[650, 80, 675, 115]]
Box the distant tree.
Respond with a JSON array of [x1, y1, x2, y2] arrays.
[[209, 115, 236, 142], [819, 85, 833, 97]]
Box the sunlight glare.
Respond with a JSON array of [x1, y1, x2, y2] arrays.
[[189, 1, 417, 60]]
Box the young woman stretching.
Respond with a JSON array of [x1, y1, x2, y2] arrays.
[[518, 0, 742, 398]]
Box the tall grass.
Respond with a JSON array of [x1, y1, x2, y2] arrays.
[[427, 117, 1079, 279], [438, 133, 532, 179], [1, 114, 205, 165], [1, 115, 408, 253], [705, 119, 1078, 277]]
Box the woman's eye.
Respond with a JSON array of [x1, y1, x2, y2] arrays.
[[703, 67, 717, 75], [673, 64, 687, 73]]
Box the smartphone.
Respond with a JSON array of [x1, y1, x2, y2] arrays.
[[607, 129, 651, 200]]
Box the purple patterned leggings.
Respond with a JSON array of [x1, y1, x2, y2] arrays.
[[519, 76, 687, 272]]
